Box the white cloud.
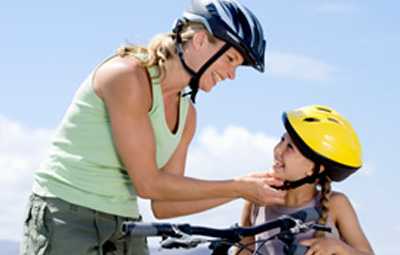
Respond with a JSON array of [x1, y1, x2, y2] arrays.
[[0, 119, 279, 242], [0, 117, 389, 253], [0, 115, 53, 241], [269, 52, 335, 81], [188, 126, 277, 179]]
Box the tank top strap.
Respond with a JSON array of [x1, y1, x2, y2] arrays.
[[88, 51, 163, 109], [126, 51, 163, 109], [251, 204, 260, 224], [145, 65, 163, 110]]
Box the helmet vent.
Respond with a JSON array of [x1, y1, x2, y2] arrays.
[[328, 117, 341, 125], [303, 117, 320, 122], [316, 107, 332, 113]]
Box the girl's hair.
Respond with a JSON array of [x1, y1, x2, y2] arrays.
[[116, 21, 218, 81], [315, 172, 332, 238]]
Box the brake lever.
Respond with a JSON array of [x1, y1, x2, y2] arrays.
[[310, 223, 332, 233], [160, 225, 208, 249], [161, 236, 210, 249]]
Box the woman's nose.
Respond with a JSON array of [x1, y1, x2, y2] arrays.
[[227, 67, 236, 80]]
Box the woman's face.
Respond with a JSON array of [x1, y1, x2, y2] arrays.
[[199, 45, 244, 92], [190, 33, 244, 92], [271, 133, 315, 181]]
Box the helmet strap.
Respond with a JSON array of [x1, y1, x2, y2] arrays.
[[173, 19, 231, 103], [273, 164, 323, 190], [182, 43, 231, 103], [173, 19, 197, 77]]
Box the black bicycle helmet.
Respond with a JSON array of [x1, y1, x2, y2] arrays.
[[173, 0, 266, 102]]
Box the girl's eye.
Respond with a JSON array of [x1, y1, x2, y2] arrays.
[[227, 55, 235, 63]]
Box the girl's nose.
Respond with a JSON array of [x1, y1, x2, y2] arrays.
[[274, 143, 283, 159]]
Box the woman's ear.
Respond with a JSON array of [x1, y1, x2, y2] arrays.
[[192, 31, 208, 50], [319, 165, 325, 174]]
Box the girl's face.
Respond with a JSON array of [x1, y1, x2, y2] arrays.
[[271, 133, 316, 181]]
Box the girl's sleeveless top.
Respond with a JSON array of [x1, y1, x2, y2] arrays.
[[251, 193, 340, 254]]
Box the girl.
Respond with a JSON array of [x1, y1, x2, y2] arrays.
[[238, 105, 374, 255]]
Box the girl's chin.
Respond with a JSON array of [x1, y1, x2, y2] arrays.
[[269, 169, 284, 178], [271, 166, 284, 174]]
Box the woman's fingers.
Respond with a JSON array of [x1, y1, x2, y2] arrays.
[[239, 171, 286, 206], [259, 183, 286, 205]]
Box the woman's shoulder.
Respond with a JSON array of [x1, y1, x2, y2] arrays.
[[94, 55, 152, 109], [96, 56, 149, 89]]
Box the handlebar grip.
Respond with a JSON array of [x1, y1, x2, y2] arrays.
[[122, 222, 175, 237]]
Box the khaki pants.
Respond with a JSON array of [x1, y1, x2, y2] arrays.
[[20, 194, 149, 255]]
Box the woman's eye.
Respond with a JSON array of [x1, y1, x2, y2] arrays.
[[227, 55, 235, 62]]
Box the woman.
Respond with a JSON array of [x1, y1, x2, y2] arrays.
[[21, 1, 285, 254], [238, 105, 374, 255]]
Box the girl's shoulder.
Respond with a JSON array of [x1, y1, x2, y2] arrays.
[[328, 191, 354, 223], [330, 191, 349, 203]]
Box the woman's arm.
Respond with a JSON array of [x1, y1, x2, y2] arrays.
[[151, 198, 235, 219], [151, 104, 235, 218], [151, 104, 283, 218], [95, 57, 285, 205], [302, 192, 374, 255]]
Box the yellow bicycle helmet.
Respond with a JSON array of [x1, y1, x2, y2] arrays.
[[282, 105, 362, 182]]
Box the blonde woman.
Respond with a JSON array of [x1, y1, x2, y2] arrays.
[[238, 105, 374, 255], [21, 1, 285, 254]]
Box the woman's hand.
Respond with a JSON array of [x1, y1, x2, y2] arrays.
[[301, 237, 348, 255], [237, 171, 286, 206]]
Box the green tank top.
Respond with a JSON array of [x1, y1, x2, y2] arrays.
[[33, 53, 190, 218]]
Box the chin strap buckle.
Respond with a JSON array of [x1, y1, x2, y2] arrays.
[[273, 171, 324, 190]]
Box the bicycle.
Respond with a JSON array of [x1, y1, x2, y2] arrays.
[[122, 207, 332, 255]]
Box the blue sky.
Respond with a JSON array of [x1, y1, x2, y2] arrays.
[[1, 0, 399, 254]]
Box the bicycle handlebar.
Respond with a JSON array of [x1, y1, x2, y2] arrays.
[[122, 207, 321, 239]]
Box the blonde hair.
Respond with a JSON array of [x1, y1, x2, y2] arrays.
[[315, 174, 332, 238], [116, 21, 217, 81]]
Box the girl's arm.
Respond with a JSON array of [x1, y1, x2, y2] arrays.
[[302, 192, 374, 255], [332, 192, 374, 254], [233, 201, 255, 255]]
